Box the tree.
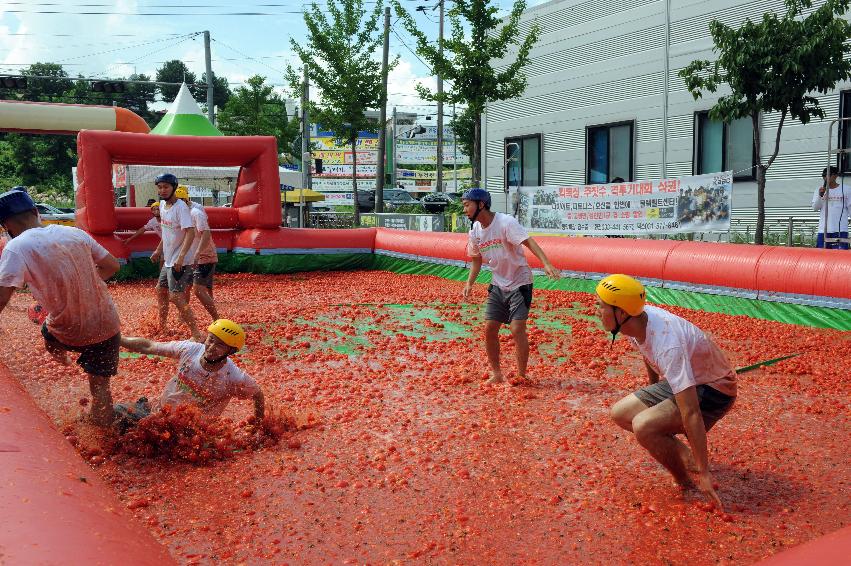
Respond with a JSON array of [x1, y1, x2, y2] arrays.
[[451, 106, 475, 173], [201, 72, 232, 112], [21, 62, 73, 99], [288, 0, 396, 226], [392, 0, 539, 186], [124, 73, 158, 126], [680, 0, 851, 244], [156, 60, 197, 102], [217, 75, 298, 153]]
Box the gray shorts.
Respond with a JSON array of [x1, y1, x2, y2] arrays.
[[485, 283, 533, 323], [192, 263, 216, 288], [157, 265, 193, 293], [634, 381, 735, 430]]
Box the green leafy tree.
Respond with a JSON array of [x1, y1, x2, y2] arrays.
[[450, 106, 475, 172], [680, 0, 851, 244], [218, 75, 298, 152], [124, 73, 158, 126], [287, 0, 396, 225], [392, 0, 540, 186], [21, 62, 73, 99], [156, 60, 197, 102], [200, 72, 232, 112]]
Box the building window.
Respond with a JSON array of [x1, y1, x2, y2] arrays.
[[505, 134, 542, 189], [838, 91, 851, 172], [694, 111, 755, 180], [586, 121, 634, 184]]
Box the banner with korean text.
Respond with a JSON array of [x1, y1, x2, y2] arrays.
[[509, 172, 732, 235]]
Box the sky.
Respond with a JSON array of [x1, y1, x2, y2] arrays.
[[0, 0, 545, 119]]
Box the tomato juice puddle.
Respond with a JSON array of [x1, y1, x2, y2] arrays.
[[1, 270, 848, 564]]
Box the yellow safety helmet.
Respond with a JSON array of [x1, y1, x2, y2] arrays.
[[174, 186, 189, 200], [596, 274, 646, 316], [208, 319, 246, 350], [150, 201, 160, 208]]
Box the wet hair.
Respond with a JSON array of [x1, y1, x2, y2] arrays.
[[146, 199, 157, 206]]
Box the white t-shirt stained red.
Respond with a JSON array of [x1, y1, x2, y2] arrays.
[[188, 205, 217, 265], [159, 199, 194, 267], [467, 212, 533, 291], [0, 225, 120, 346], [143, 217, 162, 236], [151, 340, 260, 417], [632, 305, 737, 397]]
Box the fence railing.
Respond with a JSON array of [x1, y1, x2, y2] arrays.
[[307, 212, 823, 247]]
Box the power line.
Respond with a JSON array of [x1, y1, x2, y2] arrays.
[[211, 38, 289, 76]]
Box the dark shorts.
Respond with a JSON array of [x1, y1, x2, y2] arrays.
[[192, 263, 216, 288], [41, 324, 120, 378], [634, 381, 735, 430], [816, 232, 849, 250], [158, 265, 193, 293], [485, 283, 533, 324]]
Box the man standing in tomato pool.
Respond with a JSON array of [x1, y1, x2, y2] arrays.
[[149, 173, 202, 341], [596, 274, 737, 509], [0, 188, 122, 426], [461, 188, 560, 385]]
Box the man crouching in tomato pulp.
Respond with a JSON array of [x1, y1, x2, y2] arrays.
[[595, 274, 737, 510]]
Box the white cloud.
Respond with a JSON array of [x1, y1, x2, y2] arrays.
[[387, 57, 438, 112]]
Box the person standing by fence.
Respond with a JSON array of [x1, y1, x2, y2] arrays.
[[813, 166, 851, 250]]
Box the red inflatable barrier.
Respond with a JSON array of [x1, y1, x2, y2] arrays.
[[374, 228, 467, 261], [531, 236, 678, 279], [75, 130, 281, 235], [756, 524, 851, 565], [234, 227, 376, 252], [115, 207, 155, 231], [0, 363, 175, 565], [663, 241, 770, 291]]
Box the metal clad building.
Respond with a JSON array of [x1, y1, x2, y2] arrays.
[[483, 0, 849, 227]]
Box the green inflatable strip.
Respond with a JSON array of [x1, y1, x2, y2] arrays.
[[115, 252, 850, 331]]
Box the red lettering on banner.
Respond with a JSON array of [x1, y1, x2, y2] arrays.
[[632, 210, 644, 218], [559, 187, 580, 198], [658, 179, 680, 193]]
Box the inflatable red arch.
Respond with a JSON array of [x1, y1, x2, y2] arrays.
[[1, 130, 850, 562]]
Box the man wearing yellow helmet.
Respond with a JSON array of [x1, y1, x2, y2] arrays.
[[123, 201, 162, 244], [149, 175, 200, 340], [595, 274, 737, 510], [119, 319, 264, 422]]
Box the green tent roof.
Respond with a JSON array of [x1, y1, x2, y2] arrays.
[[151, 83, 223, 136]]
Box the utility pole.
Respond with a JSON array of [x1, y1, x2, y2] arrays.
[[453, 102, 458, 192], [391, 106, 397, 189], [203, 31, 215, 124], [301, 68, 311, 228], [436, 0, 445, 193], [376, 6, 391, 214]]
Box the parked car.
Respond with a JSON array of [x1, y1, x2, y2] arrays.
[[36, 203, 75, 226], [421, 192, 458, 213], [357, 189, 422, 212]]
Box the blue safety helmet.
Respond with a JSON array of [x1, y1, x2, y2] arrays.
[[461, 188, 491, 209], [154, 173, 179, 188], [0, 189, 37, 223], [10, 185, 28, 194]]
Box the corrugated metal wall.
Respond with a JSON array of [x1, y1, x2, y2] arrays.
[[484, 0, 848, 221]]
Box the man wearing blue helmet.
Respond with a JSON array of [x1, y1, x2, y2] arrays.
[[0, 188, 122, 426], [461, 188, 560, 385], [149, 173, 201, 341]]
